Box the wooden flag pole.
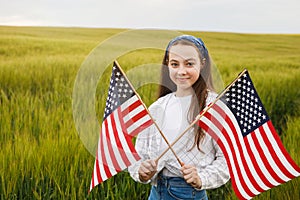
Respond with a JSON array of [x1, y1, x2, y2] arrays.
[[156, 69, 248, 162], [114, 60, 184, 166]]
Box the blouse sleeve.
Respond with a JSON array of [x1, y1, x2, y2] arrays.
[[127, 101, 162, 183], [198, 138, 230, 189], [198, 91, 230, 189], [127, 125, 152, 183]]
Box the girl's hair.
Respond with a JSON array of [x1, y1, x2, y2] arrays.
[[158, 35, 214, 151]]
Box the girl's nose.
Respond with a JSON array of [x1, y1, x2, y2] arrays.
[[177, 65, 187, 75]]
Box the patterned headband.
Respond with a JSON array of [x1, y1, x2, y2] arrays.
[[166, 35, 208, 57]]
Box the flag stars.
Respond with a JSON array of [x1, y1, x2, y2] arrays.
[[224, 72, 269, 136], [103, 65, 135, 119]]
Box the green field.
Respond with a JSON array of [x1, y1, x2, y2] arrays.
[[0, 26, 299, 199]]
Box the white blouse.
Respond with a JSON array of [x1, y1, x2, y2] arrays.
[[128, 91, 230, 189]]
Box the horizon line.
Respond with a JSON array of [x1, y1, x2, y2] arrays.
[[0, 24, 299, 35]]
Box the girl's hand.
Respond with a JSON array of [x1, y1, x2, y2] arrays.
[[181, 164, 202, 189], [138, 159, 157, 182]]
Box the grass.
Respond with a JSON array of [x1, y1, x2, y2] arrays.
[[0, 26, 299, 199]]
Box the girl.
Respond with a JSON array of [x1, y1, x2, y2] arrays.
[[128, 35, 229, 200]]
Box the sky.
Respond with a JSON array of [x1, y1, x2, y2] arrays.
[[1, 0, 299, 34]]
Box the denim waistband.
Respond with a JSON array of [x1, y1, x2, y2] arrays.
[[152, 172, 207, 200], [157, 173, 193, 187]]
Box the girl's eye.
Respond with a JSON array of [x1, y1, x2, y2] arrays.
[[186, 62, 194, 67], [170, 63, 178, 67]]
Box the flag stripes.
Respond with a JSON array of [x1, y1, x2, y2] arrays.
[[121, 95, 152, 136], [90, 91, 153, 191], [199, 102, 256, 199], [199, 100, 300, 199]]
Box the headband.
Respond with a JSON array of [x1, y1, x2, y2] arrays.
[[165, 35, 208, 57]]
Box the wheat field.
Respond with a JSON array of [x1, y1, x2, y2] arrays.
[[0, 26, 299, 199]]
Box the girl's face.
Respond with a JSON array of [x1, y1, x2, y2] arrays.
[[168, 44, 201, 96]]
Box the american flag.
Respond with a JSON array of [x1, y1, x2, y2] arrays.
[[198, 71, 300, 199], [90, 61, 153, 191]]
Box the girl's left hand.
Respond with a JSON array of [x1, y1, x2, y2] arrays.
[[181, 164, 202, 189]]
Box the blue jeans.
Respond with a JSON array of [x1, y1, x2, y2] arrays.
[[148, 174, 208, 200]]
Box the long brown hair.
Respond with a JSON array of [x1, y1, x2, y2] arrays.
[[158, 36, 214, 150]]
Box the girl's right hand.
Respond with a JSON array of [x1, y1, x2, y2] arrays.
[[138, 159, 157, 182]]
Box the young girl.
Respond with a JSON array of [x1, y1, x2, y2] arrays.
[[128, 35, 229, 199]]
